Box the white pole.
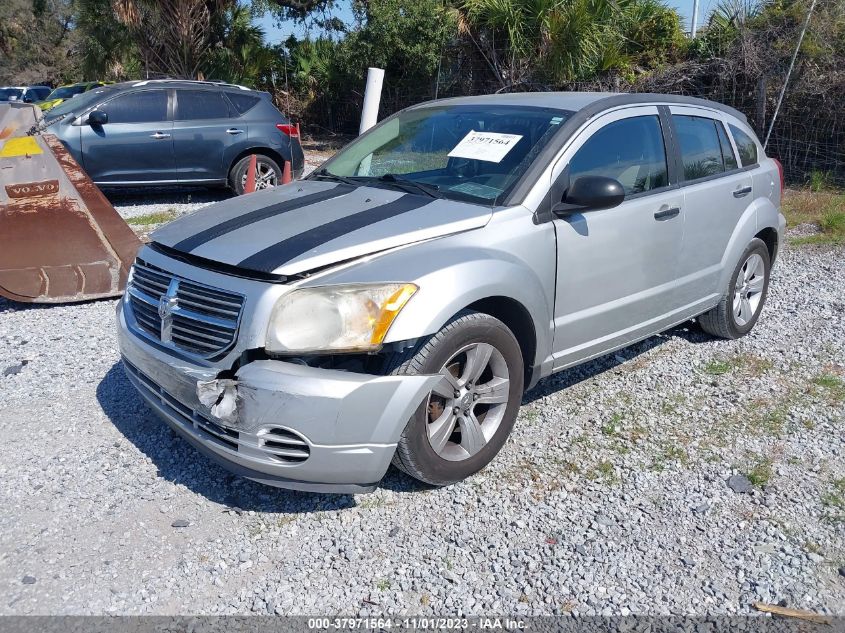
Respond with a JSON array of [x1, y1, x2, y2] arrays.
[[690, 0, 700, 37], [359, 67, 385, 136]]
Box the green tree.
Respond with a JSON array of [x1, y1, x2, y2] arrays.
[[0, 0, 78, 84], [75, 0, 140, 79], [334, 0, 455, 98], [454, 0, 684, 86], [206, 4, 278, 85]]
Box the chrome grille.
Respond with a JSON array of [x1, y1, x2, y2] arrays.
[[127, 258, 244, 358]]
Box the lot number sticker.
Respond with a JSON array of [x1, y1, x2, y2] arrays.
[[447, 130, 523, 163]]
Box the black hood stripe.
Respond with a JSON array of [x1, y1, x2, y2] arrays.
[[172, 184, 356, 253], [238, 194, 434, 273]]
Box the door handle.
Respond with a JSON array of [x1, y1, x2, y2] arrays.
[[226, 128, 244, 135], [150, 132, 171, 139], [654, 207, 680, 221], [733, 186, 752, 198]]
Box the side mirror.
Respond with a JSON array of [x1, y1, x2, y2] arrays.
[[88, 110, 108, 126], [23, 96, 33, 103], [553, 175, 625, 217]]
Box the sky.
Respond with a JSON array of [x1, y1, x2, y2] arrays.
[[255, 0, 710, 46]]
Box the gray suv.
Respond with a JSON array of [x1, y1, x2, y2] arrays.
[[41, 80, 304, 194], [116, 92, 785, 493]]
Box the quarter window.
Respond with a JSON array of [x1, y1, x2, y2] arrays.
[[673, 115, 726, 181], [226, 92, 260, 115], [100, 90, 168, 124], [569, 116, 668, 195], [729, 124, 759, 166], [176, 90, 230, 120]]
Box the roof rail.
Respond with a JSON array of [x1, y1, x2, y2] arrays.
[[131, 79, 252, 91]]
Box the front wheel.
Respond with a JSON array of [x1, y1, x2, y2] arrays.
[[698, 238, 771, 339], [228, 154, 283, 195], [388, 311, 524, 486]]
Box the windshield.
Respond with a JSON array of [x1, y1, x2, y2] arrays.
[[0, 88, 24, 101], [47, 84, 88, 100], [317, 105, 571, 205], [42, 87, 113, 122]]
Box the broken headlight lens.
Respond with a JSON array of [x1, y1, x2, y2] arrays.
[[265, 283, 418, 354]]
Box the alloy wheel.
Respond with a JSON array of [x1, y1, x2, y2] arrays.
[[425, 342, 510, 461], [732, 252, 766, 326], [240, 160, 278, 190]]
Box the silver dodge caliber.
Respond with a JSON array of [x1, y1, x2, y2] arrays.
[[117, 92, 786, 493]]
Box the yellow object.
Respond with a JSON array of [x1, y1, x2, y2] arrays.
[[370, 283, 418, 345], [0, 137, 42, 157]]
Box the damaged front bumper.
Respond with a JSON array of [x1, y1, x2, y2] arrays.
[[117, 305, 438, 493]]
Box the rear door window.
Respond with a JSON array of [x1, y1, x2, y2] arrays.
[[569, 115, 668, 195], [100, 90, 168, 124], [729, 124, 759, 166], [176, 90, 230, 120], [673, 115, 726, 181]]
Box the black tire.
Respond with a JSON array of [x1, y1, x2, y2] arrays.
[[698, 238, 771, 339], [386, 310, 524, 486], [228, 154, 283, 196]]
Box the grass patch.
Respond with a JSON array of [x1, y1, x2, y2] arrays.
[[751, 406, 788, 436], [601, 412, 623, 437], [590, 460, 616, 482], [704, 359, 736, 375], [822, 478, 845, 525], [812, 373, 845, 403], [703, 354, 772, 377], [126, 209, 179, 226], [822, 478, 845, 510], [660, 394, 685, 415], [376, 579, 391, 591], [746, 456, 774, 487], [783, 189, 845, 246]]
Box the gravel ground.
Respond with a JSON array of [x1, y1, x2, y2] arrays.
[[0, 217, 843, 615]]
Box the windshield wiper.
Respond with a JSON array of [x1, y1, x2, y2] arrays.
[[377, 174, 443, 199], [311, 169, 362, 186]]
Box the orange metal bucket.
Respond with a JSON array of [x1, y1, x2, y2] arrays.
[[0, 104, 142, 303]]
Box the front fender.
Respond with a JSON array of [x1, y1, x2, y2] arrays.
[[307, 216, 556, 371], [384, 251, 551, 358]]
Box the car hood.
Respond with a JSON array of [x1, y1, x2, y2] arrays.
[[152, 180, 492, 277]]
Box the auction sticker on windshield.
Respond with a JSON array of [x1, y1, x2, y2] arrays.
[[447, 130, 523, 163]]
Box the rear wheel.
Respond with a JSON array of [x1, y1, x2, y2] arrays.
[[388, 311, 524, 486], [228, 154, 282, 195], [698, 238, 771, 339]]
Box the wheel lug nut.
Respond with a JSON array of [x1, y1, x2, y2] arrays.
[[453, 406, 460, 414], [454, 390, 460, 398], [473, 393, 479, 400]]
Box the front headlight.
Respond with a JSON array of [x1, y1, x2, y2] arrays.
[[265, 283, 418, 354]]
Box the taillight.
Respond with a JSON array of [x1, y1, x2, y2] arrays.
[[773, 158, 784, 193], [276, 123, 299, 139]]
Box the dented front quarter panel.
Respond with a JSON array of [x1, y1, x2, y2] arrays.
[[235, 361, 440, 445]]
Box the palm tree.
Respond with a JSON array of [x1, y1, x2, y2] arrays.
[[205, 4, 275, 85], [453, 0, 683, 86]]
